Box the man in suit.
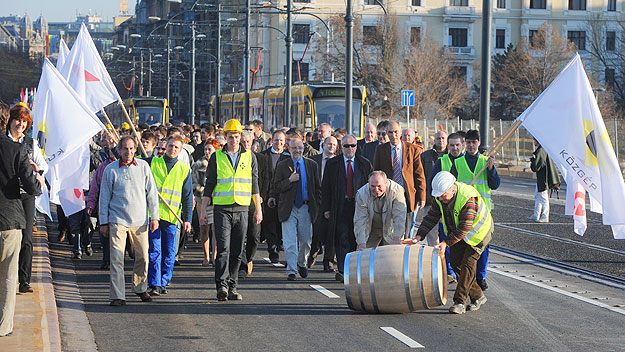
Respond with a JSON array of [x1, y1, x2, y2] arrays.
[[356, 123, 377, 154], [271, 138, 321, 281], [322, 135, 372, 282], [261, 130, 290, 263], [309, 123, 332, 153], [308, 136, 338, 272], [373, 120, 426, 239], [361, 120, 390, 165]]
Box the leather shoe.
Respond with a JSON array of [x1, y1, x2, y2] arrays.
[[477, 279, 489, 291], [19, 284, 34, 293], [306, 254, 317, 269], [85, 245, 93, 256], [323, 260, 335, 273], [73, 252, 82, 259], [228, 289, 242, 301], [110, 299, 126, 306], [160, 287, 168, 295], [217, 287, 228, 301], [287, 274, 297, 281], [335, 272, 344, 283], [269, 255, 279, 264], [100, 262, 110, 270], [298, 265, 308, 278], [149, 286, 161, 297], [136, 292, 152, 302]]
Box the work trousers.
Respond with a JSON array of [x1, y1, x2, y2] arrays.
[[449, 240, 483, 305], [0, 230, 21, 336], [110, 223, 149, 300], [310, 215, 335, 263], [534, 187, 549, 221], [18, 194, 35, 287], [281, 205, 313, 275], [148, 220, 177, 288], [214, 207, 247, 290], [241, 204, 260, 272], [335, 200, 356, 274], [69, 209, 91, 254]]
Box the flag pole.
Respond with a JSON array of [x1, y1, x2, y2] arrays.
[[118, 99, 184, 225], [100, 109, 120, 143], [469, 119, 523, 186]]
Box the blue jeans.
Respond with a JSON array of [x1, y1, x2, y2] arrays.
[[281, 205, 313, 275], [438, 222, 456, 279], [148, 220, 177, 287], [476, 245, 489, 281]]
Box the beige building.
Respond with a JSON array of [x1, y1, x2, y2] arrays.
[[247, 0, 623, 88]]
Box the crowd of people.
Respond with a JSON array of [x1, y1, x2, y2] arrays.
[[1, 98, 566, 336]]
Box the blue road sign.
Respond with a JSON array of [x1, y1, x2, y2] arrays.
[[401, 90, 414, 107]]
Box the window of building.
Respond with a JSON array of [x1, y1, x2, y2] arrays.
[[528, 30, 544, 47], [496, 29, 506, 49], [363, 25, 382, 46], [293, 24, 311, 44], [529, 0, 546, 9], [568, 0, 586, 10], [605, 68, 615, 88], [411, 27, 421, 46], [412, 0, 421, 5], [294, 0, 311, 2], [449, 28, 468, 47], [292, 61, 309, 82], [450, 0, 468, 6], [608, 0, 616, 11], [568, 31, 586, 50], [606, 31, 616, 51], [364, 0, 378, 4], [497, 0, 506, 8]]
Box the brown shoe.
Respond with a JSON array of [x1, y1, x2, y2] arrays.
[[136, 292, 152, 302], [109, 299, 126, 306]]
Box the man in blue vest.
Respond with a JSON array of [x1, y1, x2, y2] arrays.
[[201, 119, 262, 301], [450, 129, 499, 291]]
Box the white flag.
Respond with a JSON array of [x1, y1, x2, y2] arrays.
[[35, 184, 52, 221], [565, 180, 587, 236], [32, 59, 105, 167], [517, 53, 625, 239], [58, 188, 87, 217], [57, 38, 70, 69], [58, 23, 121, 113]]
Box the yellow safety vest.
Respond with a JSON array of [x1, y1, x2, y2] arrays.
[[440, 154, 452, 172], [150, 157, 189, 225], [213, 149, 253, 206], [436, 182, 492, 247], [454, 154, 492, 210]]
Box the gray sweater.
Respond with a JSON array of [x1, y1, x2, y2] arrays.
[[99, 159, 160, 227]]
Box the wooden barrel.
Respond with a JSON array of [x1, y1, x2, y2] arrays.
[[344, 244, 447, 313]]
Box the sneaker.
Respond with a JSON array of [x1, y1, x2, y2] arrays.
[[136, 292, 152, 302], [269, 255, 279, 264], [85, 245, 93, 256], [228, 289, 242, 301], [217, 287, 229, 301], [536, 217, 549, 223], [467, 295, 487, 311], [298, 265, 308, 278], [109, 299, 126, 306], [526, 215, 538, 221], [447, 274, 457, 284], [449, 303, 465, 314], [149, 286, 161, 297], [19, 283, 34, 293], [477, 279, 489, 291], [160, 287, 168, 295], [287, 274, 297, 281]]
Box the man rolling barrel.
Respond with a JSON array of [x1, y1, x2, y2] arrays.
[[353, 171, 406, 250], [411, 171, 493, 314]]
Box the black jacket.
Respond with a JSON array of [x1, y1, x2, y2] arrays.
[[261, 148, 290, 220], [0, 133, 41, 231], [420, 147, 447, 206], [531, 145, 561, 192], [271, 157, 321, 223], [361, 141, 379, 166]]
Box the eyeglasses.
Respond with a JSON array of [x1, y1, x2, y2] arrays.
[[158, 147, 166, 151], [343, 144, 357, 148], [377, 132, 387, 137]]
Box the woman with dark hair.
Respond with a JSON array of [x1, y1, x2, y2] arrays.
[[7, 103, 48, 294]]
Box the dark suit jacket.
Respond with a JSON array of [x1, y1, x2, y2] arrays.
[[309, 139, 321, 152], [321, 155, 372, 241], [254, 151, 271, 201], [361, 141, 379, 166], [261, 148, 290, 220], [356, 138, 367, 155], [271, 157, 321, 223], [373, 141, 426, 212], [309, 153, 324, 180]]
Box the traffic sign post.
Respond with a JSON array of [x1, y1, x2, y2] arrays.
[[401, 90, 415, 128]]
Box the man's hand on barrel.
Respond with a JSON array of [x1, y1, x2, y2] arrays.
[[434, 241, 448, 257], [400, 235, 421, 245]]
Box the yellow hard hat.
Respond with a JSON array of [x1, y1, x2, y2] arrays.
[[122, 122, 130, 129], [223, 119, 243, 133]]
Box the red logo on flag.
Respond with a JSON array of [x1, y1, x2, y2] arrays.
[[84, 70, 100, 82], [574, 191, 586, 216]]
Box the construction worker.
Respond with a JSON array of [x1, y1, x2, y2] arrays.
[[201, 119, 262, 302], [413, 171, 493, 314]]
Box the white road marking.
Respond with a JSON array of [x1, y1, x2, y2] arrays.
[[263, 257, 285, 267], [489, 268, 625, 317], [380, 327, 424, 348], [310, 285, 340, 298]]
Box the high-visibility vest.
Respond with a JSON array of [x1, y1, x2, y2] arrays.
[[440, 154, 453, 172], [213, 149, 253, 206], [454, 154, 492, 210], [436, 182, 492, 247], [151, 157, 189, 225]]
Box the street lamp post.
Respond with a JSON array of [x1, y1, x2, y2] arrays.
[[191, 21, 196, 125], [345, 0, 353, 134], [479, 0, 492, 152], [215, 3, 222, 123], [286, 0, 293, 127], [148, 48, 152, 96]]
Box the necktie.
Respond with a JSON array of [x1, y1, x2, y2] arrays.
[[295, 161, 303, 208], [347, 159, 354, 199], [392, 146, 402, 184]]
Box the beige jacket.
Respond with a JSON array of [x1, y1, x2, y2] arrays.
[[354, 180, 407, 246]]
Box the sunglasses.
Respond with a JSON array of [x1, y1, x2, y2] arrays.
[[158, 147, 166, 150], [343, 144, 357, 148]]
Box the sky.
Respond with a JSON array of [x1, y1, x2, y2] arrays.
[[3, 0, 134, 22]]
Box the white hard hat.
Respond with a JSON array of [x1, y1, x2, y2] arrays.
[[431, 171, 456, 197]]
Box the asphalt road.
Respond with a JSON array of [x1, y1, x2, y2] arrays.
[[48, 176, 625, 351]]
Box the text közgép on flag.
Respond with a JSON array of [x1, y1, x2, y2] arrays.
[[517, 53, 625, 239]]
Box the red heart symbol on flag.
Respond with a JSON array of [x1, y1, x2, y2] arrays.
[[74, 189, 82, 199]]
